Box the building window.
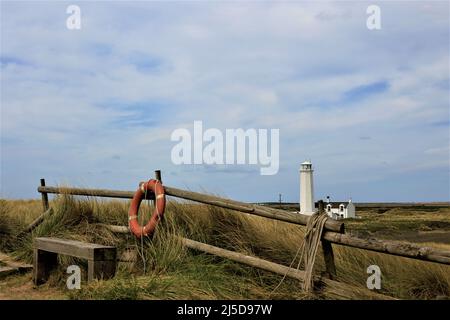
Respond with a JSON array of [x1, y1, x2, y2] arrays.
[[327, 205, 331, 212], [339, 205, 344, 212]]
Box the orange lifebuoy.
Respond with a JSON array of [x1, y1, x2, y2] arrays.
[[128, 179, 166, 238]]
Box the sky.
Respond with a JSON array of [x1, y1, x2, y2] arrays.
[[1, 1, 449, 203]]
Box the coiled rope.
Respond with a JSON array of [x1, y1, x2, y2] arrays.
[[299, 211, 328, 292], [272, 211, 329, 293]]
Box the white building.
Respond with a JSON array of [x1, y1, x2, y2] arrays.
[[325, 196, 356, 220], [298, 160, 356, 219], [299, 161, 316, 215]]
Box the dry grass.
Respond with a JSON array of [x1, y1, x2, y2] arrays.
[[345, 207, 450, 243], [0, 196, 449, 300]]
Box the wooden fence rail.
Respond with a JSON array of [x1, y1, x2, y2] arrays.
[[37, 185, 155, 200], [37, 179, 450, 266], [179, 237, 395, 300], [37, 184, 344, 233]]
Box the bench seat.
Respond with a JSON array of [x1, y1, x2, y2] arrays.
[[33, 237, 116, 285]]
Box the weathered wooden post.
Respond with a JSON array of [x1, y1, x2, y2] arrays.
[[16, 178, 53, 235], [155, 169, 162, 182], [40, 178, 49, 211], [319, 200, 337, 279]]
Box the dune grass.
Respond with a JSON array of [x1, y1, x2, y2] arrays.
[[0, 196, 449, 300]]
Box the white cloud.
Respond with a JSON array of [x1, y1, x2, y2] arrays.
[[1, 1, 448, 201]]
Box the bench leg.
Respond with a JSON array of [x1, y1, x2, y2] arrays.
[[88, 260, 116, 282], [33, 249, 57, 285]]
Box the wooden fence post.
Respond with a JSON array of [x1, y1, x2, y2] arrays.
[[155, 170, 162, 182], [40, 178, 49, 211], [319, 200, 337, 279]]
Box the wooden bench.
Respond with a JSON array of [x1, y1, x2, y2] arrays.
[[33, 237, 116, 285]]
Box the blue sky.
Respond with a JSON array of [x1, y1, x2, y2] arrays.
[[1, 1, 449, 202]]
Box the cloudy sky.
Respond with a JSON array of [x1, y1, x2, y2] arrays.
[[1, 1, 449, 202]]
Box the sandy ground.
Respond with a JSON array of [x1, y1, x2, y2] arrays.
[[0, 273, 66, 300]]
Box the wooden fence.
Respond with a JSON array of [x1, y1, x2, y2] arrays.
[[35, 171, 450, 296]]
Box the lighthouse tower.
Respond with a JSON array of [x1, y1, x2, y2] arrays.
[[300, 161, 316, 215]]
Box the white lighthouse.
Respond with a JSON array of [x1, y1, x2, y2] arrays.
[[300, 161, 316, 215]]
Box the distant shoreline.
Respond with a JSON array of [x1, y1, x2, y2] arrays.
[[256, 202, 450, 208]]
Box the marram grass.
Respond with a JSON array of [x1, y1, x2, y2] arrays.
[[0, 196, 449, 300]]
